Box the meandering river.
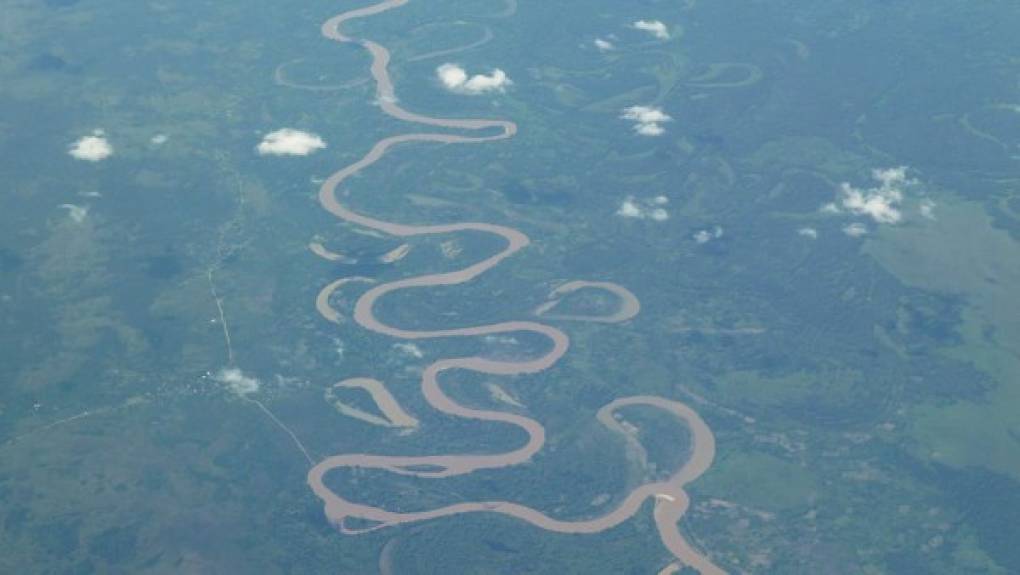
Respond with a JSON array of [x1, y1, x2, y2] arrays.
[[306, 2, 725, 573]]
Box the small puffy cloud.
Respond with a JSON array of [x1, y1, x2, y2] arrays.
[[693, 225, 724, 244], [919, 199, 936, 220], [58, 204, 88, 223], [215, 367, 260, 396], [621, 105, 672, 136], [873, 166, 909, 188], [633, 20, 670, 40], [622, 106, 671, 124], [797, 227, 819, 239], [825, 166, 915, 224], [151, 134, 168, 145], [257, 128, 327, 156], [820, 202, 841, 214], [635, 123, 665, 136], [69, 130, 113, 162], [839, 182, 902, 224], [842, 223, 868, 237], [436, 63, 512, 95], [437, 63, 468, 88], [617, 197, 644, 218], [594, 38, 615, 52], [394, 343, 424, 359], [616, 195, 670, 221]]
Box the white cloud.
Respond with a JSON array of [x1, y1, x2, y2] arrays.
[[635, 123, 666, 136], [215, 367, 260, 396], [69, 130, 113, 162], [594, 38, 615, 52], [437, 64, 468, 88], [797, 227, 818, 239], [826, 166, 915, 224], [616, 196, 670, 221], [436, 63, 512, 95], [693, 226, 724, 244], [394, 343, 424, 359], [257, 128, 327, 156], [839, 182, 902, 224], [842, 222, 868, 237], [617, 197, 644, 218], [58, 204, 88, 223], [151, 134, 168, 145], [622, 106, 671, 124], [873, 166, 908, 187], [919, 199, 936, 220], [621, 105, 672, 136], [633, 20, 670, 40]]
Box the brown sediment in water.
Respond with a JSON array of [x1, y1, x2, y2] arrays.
[[486, 382, 525, 408], [309, 240, 357, 263], [327, 377, 419, 429], [307, 2, 724, 573], [534, 280, 641, 324], [686, 62, 763, 89], [378, 243, 411, 263], [316, 276, 373, 324], [378, 536, 400, 575], [657, 563, 682, 575], [274, 58, 369, 92]]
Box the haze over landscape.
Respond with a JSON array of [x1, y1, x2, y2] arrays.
[[2, 0, 1019, 573]]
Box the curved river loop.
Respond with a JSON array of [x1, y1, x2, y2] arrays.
[[305, 2, 726, 573]]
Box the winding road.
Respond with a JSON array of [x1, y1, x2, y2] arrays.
[[306, 2, 725, 573]]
